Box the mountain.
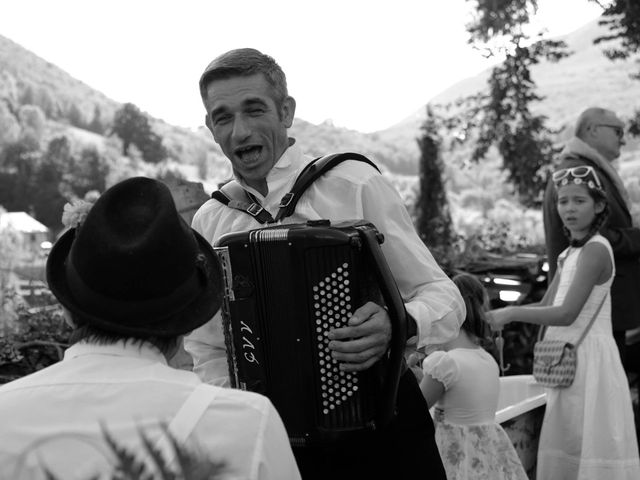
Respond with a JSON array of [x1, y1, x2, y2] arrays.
[[377, 19, 640, 166], [0, 34, 418, 178], [1, 17, 640, 183]]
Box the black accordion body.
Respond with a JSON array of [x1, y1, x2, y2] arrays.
[[214, 220, 407, 447]]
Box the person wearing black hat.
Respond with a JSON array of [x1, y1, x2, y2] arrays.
[[186, 48, 465, 480], [0, 177, 301, 480]]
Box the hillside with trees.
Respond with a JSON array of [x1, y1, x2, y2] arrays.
[[1, 10, 640, 239]]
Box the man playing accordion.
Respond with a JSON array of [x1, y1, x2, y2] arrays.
[[185, 47, 465, 480]]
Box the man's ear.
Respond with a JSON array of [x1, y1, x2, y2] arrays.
[[280, 96, 296, 128], [585, 122, 599, 140]]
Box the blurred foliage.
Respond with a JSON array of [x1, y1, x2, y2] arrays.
[[13, 425, 227, 480], [0, 288, 70, 384], [95, 426, 227, 480], [593, 0, 640, 78], [466, 0, 536, 44]]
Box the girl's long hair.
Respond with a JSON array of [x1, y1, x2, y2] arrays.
[[452, 273, 494, 351]]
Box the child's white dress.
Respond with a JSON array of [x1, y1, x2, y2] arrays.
[[537, 234, 640, 479], [423, 348, 527, 480]]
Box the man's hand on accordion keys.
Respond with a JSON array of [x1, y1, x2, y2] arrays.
[[326, 301, 392, 372]]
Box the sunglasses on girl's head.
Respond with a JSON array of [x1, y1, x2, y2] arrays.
[[552, 165, 603, 189]]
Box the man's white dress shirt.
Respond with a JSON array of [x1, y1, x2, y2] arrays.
[[186, 141, 465, 385], [0, 341, 301, 480]]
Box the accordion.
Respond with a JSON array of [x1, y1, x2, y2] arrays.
[[214, 220, 407, 446]]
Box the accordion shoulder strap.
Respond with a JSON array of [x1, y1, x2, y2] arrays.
[[274, 152, 381, 222], [210, 152, 381, 224], [211, 181, 276, 224]]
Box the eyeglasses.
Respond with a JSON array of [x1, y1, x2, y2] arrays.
[[597, 124, 624, 139], [552, 165, 603, 189]]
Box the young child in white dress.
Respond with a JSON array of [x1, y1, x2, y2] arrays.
[[420, 273, 528, 480], [490, 166, 640, 479]]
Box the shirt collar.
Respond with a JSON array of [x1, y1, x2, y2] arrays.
[[63, 340, 168, 365]]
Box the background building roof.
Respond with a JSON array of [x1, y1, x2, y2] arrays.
[[0, 212, 49, 234]]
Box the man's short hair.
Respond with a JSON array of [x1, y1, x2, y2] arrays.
[[199, 48, 288, 107], [68, 314, 179, 355]]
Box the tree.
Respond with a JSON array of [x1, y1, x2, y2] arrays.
[[18, 104, 46, 146], [19, 84, 35, 107], [0, 137, 40, 213], [88, 105, 106, 134], [111, 103, 167, 163], [414, 106, 455, 268], [0, 101, 20, 146], [456, 0, 568, 207], [67, 147, 109, 197], [0, 71, 19, 111], [66, 102, 85, 129], [138, 130, 168, 164], [32, 137, 73, 231], [34, 87, 58, 119], [590, 1, 640, 139], [592, 0, 640, 79], [111, 103, 146, 155]]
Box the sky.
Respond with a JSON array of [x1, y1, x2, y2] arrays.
[[1, 0, 604, 133]]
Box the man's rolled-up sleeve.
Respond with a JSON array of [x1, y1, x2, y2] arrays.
[[361, 175, 465, 350]]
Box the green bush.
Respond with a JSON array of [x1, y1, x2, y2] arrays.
[[0, 287, 70, 384]]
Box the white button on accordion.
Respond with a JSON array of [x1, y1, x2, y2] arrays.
[[214, 220, 407, 447]]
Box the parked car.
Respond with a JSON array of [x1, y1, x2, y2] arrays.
[[463, 253, 549, 309]]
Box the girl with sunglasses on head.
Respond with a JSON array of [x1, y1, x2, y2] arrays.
[[490, 167, 640, 480], [420, 273, 528, 480], [542, 107, 640, 373]]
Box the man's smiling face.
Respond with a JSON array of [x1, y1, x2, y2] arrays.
[[203, 73, 295, 195]]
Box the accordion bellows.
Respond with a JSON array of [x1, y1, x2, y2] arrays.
[[214, 220, 407, 446]]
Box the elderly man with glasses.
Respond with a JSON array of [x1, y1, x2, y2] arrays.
[[543, 107, 640, 372]]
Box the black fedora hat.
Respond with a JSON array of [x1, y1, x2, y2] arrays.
[[46, 177, 222, 337]]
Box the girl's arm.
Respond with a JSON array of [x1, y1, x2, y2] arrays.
[[420, 373, 445, 408], [489, 242, 611, 329], [538, 270, 560, 307]]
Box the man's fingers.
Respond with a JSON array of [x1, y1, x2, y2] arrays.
[[348, 301, 382, 327], [328, 306, 388, 341], [332, 347, 383, 372], [328, 334, 384, 354]]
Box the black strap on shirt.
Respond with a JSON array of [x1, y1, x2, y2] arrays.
[[211, 182, 276, 224], [211, 152, 381, 224]]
